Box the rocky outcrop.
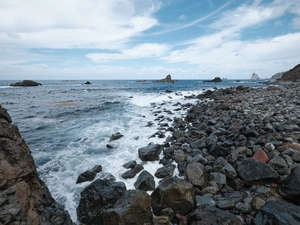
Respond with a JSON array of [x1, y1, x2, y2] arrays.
[[270, 71, 285, 80], [278, 64, 300, 82], [10, 80, 42, 86], [0, 105, 74, 225], [155, 75, 175, 83], [251, 73, 259, 79], [203, 77, 222, 82]]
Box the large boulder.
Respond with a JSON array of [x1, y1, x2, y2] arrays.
[[138, 143, 162, 161], [102, 190, 152, 225], [10, 80, 42, 86], [278, 165, 300, 202], [188, 205, 243, 225], [184, 162, 207, 189], [253, 200, 300, 225], [0, 105, 74, 225], [237, 158, 279, 185], [76, 178, 126, 225], [151, 176, 195, 216], [134, 170, 155, 191]]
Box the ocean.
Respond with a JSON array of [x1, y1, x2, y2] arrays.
[[0, 79, 267, 222]]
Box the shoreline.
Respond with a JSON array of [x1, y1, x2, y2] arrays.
[[1, 80, 300, 224]]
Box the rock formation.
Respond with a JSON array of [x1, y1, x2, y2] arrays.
[[251, 73, 259, 79], [278, 64, 300, 82], [10, 80, 42, 86], [155, 75, 175, 83], [0, 105, 74, 225], [203, 77, 222, 82]]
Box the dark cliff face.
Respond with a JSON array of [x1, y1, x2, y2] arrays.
[[0, 105, 74, 225], [278, 64, 300, 82]]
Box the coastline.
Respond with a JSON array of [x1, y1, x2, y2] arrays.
[[1, 80, 300, 224]]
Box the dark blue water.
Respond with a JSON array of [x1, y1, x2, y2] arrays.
[[0, 79, 267, 222]]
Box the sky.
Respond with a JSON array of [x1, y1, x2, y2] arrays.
[[0, 0, 300, 80]]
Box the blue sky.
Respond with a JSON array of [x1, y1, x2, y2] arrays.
[[0, 0, 300, 80]]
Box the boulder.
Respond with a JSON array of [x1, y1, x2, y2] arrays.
[[278, 165, 300, 202], [151, 176, 195, 216], [188, 205, 243, 225], [122, 164, 144, 179], [76, 178, 126, 224], [138, 143, 162, 161], [184, 162, 207, 189], [109, 132, 124, 142], [76, 165, 102, 184], [10, 80, 42, 86], [155, 164, 175, 179], [253, 200, 300, 225], [134, 170, 155, 191], [237, 158, 280, 185], [102, 190, 152, 225], [0, 105, 74, 225]]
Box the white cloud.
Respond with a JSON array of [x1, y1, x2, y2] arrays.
[[0, 0, 161, 49], [292, 17, 300, 29], [179, 15, 187, 21], [86, 43, 170, 62]]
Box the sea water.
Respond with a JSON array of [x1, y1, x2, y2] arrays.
[[0, 79, 267, 222]]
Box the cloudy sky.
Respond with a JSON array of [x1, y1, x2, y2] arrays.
[[1, 0, 300, 80]]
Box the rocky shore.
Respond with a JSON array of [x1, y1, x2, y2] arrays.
[[2, 79, 300, 225]]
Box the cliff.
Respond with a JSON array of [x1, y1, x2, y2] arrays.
[[278, 64, 300, 82], [0, 105, 74, 225]]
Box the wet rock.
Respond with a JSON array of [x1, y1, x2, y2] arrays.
[[155, 164, 175, 179], [134, 170, 155, 191], [10, 80, 42, 86], [76, 169, 97, 184], [188, 205, 243, 225], [102, 190, 152, 225], [109, 132, 124, 142], [122, 160, 137, 169], [253, 200, 300, 225], [151, 177, 195, 216], [122, 164, 144, 179], [138, 143, 162, 161], [77, 178, 126, 224], [237, 158, 280, 185], [278, 165, 300, 202]]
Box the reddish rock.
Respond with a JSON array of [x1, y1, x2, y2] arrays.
[[252, 150, 269, 163]]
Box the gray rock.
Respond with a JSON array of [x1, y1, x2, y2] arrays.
[[216, 199, 235, 209], [109, 132, 124, 142], [252, 197, 266, 210], [122, 164, 144, 179], [195, 195, 216, 207], [155, 164, 175, 179], [278, 165, 300, 202], [76, 169, 97, 184], [268, 155, 288, 168], [210, 172, 226, 186], [138, 143, 162, 161], [185, 162, 207, 188], [134, 170, 155, 191]]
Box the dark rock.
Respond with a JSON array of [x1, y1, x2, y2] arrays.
[[77, 178, 126, 224], [102, 190, 152, 225], [151, 176, 195, 216], [0, 106, 74, 225], [76, 169, 97, 184], [84, 81, 91, 85], [155, 74, 175, 83], [188, 205, 243, 225], [122, 164, 144, 179], [134, 170, 155, 191], [109, 132, 124, 142], [209, 145, 231, 157], [92, 165, 102, 173], [203, 77, 222, 82], [278, 64, 300, 82], [278, 165, 300, 202], [138, 143, 162, 161], [122, 160, 137, 169], [155, 164, 175, 179], [237, 158, 279, 185], [253, 200, 300, 225], [10, 80, 42, 86], [184, 162, 207, 189]]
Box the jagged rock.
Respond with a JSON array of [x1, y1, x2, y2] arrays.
[[237, 158, 280, 185], [278, 165, 300, 202], [122, 160, 137, 169], [122, 164, 144, 179], [253, 200, 300, 225], [102, 190, 152, 225], [76, 178, 126, 224], [184, 162, 207, 189], [76, 165, 102, 184], [134, 170, 155, 191], [203, 77, 222, 82], [138, 143, 162, 161], [278, 64, 300, 82], [188, 205, 243, 225], [251, 73, 260, 79], [155, 74, 175, 83], [10, 80, 42, 86], [151, 176, 195, 216], [0, 105, 74, 225], [155, 164, 175, 179], [109, 132, 124, 142]]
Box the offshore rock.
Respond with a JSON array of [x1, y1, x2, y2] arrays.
[[253, 200, 300, 225], [155, 74, 175, 83], [203, 77, 222, 82], [151, 176, 195, 216], [10, 80, 42, 86], [102, 190, 152, 225], [188, 205, 243, 225], [0, 105, 74, 225], [109, 132, 124, 142], [237, 158, 279, 185], [77, 178, 126, 225]]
